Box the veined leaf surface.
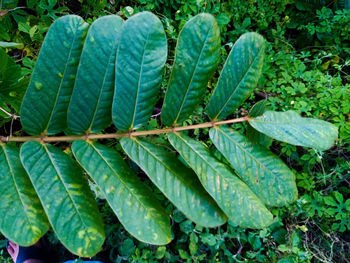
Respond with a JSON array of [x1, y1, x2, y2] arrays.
[[120, 137, 227, 227], [68, 15, 124, 134], [113, 11, 167, 131], [207, 32, 265, 120], [161, 13, 220, 126], [210, 126, 297, 206], [0, 144, 49, 246], [20, 15, 89, 135], [72, 140, 171, 245], [168, 132, 273, 229], [249, 110, 338, 150], [20, 142, 105, 257]]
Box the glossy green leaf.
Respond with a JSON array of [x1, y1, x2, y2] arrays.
[[0, 144, 49, 246], [72, 140, 171, 245], [249, 110, 338, 150], [120, 137, 227, 227], [68, 15, 124, 134], [20, 142, 105, 257], [209, 126, 297, 207], [113, 11, 167, 131], [207, 32, 265, 120], [21, 15, 89, 135], [161, 13, 221, 126], [168, 132, 273, 229]]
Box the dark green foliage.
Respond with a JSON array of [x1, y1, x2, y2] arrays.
[[0, 0, 349, 262]]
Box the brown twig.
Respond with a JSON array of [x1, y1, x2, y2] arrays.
[[0, 116, 250, 143]]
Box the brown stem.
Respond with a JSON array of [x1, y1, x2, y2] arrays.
[[0, 116, 249, 143]]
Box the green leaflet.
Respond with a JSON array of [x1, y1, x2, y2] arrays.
[[246, 100, 273, 148], [168, 132, 273, 229], [20, 142, 105, 257], [0, 144, 49, 246], [21, 15, 89, 135], [113, 11, 167, 131], [209, 126, 298, 207], [207, 32, 265, 120], [68, 15, 124, 134], [0, 48, 28, 114], [161, 13, 220, 126], [249, 110, 339, 151], [120, 137, 227, 227], [72, 140, 171, 245], [248, 100, 268, 118]]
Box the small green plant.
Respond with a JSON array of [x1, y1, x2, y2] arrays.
[[0, 12, 338, 258]]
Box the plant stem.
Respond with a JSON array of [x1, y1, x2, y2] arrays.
[[0, 116, 249, 143], [0, 107, 20, 119]]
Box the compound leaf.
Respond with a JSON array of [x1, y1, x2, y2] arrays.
[[210, 126, 297, 207], [120, 137, 227, 227], [0, 144, 49, 246], [168, 132, 273, 229], [20, 142, 105, 257], [72, 140, 171, 245], [21, 15, 89, 135], [113, 12, 167, 131], [249, 110, 338, 151], [68, 15, 124, 134], [207, 32, 265, 120], [161, 13, 220, 126]]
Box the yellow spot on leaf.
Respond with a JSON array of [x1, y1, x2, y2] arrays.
[[35, 82, 42, 91]]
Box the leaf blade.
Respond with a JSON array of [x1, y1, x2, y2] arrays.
[[168, 132, 273, 229], [207, 32, 265, 120], [20, 15, 89, 135], [72, 140, 171, 245], [210, 126, 298, 207], [113, 11, 167, 131], [249, 110, 338, 150], [161, 13, 221, 126], [20, 142, 105, 257], [68, 15, 124, 134], [120, 137, 227, 227], [0, 144, 49, 246]]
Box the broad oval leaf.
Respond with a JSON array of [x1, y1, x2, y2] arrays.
[[209, 126, 298, 207], [72, 140, 171, 245], [113, 11, 167, 131], [20, 142, 105, 257], [20, 15, 89, 135], [0, 144, 49, 246], [161, 13, 221, 126], [68, 15, 124, 134], [120, 137, 227, 227], [249, 110, 338, 151], [207, 32, 265, 120], [168, 132, 273, 229]]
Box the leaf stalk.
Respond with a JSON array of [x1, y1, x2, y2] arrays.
[[0, 116, 249, 143]]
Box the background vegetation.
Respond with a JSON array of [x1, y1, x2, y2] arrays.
[[0, 0, 349, 262]]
